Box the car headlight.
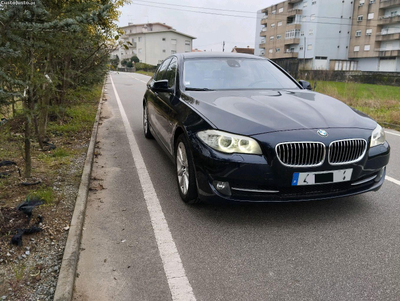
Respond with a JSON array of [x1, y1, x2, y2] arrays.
[[370, 124, 386, 147], [197, 130, 262, 155]]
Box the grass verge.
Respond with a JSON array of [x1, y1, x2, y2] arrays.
[[0, 83, 102, 300], [311, 81, 400, 128], [135, 70, 154, 77]]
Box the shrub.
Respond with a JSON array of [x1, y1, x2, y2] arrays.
[[135, 62, 157, 72]]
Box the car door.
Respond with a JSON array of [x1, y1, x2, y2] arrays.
[[147, 58, 171, 142], [151, 57, 178, 154]]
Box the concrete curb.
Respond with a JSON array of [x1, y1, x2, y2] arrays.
[[53, 82, 105, 301]]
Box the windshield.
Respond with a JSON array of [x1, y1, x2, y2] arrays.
[[183, 58, 299, 90]]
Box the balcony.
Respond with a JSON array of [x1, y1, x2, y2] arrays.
[[284, 38, 300, 45], [261, 17, 268, 25], [289, 0, 302, 3], [379, 0, 400, 9], [378, 14, 400, 24], [287, 9, 303, 16], [259, 43, 266, 49], [375, 32, 400, 41], [260, 31, 267, 37], [376, 49, 400, 56], [280, 51, 299, 58], [286, 23, 302, 30], [261, 7, 268, 13]]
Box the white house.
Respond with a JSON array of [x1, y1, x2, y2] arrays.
[[113, 23, 196, 66]]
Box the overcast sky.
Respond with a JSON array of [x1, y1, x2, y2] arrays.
[[117, 0, 276, 52]]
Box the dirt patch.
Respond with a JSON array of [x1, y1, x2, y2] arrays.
[[0, 208, 30, 235]]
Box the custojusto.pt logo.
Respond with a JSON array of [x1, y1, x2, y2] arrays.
[[0, 1, 36, 5]]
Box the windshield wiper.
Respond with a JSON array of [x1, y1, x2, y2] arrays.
[[185, 87, 214, 91]]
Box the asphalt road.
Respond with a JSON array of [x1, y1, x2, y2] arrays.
[[74, 72, 400, 301]]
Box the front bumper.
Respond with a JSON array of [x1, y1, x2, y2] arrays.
[[189, 130, 390, 203]]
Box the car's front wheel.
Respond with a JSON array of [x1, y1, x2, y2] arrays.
[[175, 134, 199, 203], [143, 101, 153, 139]]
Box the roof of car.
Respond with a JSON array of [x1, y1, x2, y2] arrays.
[[177, 52, 266, 60]]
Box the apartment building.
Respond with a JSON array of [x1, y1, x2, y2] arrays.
[[113, 23, 196, 65], [258, 0, 355, 70], [257, 0, 400, 71], [349, 0, 400, 71]]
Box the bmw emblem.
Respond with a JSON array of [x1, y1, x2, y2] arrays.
[[317, 129, 328, 137]]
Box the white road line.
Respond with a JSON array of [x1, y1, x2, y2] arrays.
[[385, 131, 400, 137], [387, 176, 400, 186], [124, 73, 149, 84], [109, 75, 196, 301]]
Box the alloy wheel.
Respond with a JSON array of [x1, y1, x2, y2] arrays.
[[176, 142, 190, 195]]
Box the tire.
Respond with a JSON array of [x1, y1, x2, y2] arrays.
[[175, 134, 200, 204], [143, 101, 153, 139]]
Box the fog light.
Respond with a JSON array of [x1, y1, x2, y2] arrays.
[[375, 166, 386, 182], [213, 181, 231, 196]]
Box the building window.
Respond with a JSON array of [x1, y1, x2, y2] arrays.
[[185, 40, 191, 45], [276, 48, 280, 52], [162, 38, 166, 41], [391, 11, 398, 17], [368, 13, 374, 20], [300, 31, 304, 36], [277, 35, 282, 39], [269, 48, 273, 53], [369, 0, 375, 3], [355, 30, 361, 37], [307, 44, 313, 50], [139, 48, 142, 53], [270, 36, 274, 40], [359, 0, 365, 5], [278, 21, 282, 26], [302, 16, 307, 22], [171, 39, 177, 44], [309, 29, 314, 35], [271, 23, 275, 28], [272, 10, 276, 14], [366, 29, 372, 35], [138, 37, 142, 42], [285, 29, 300, 39], [279, 8, 283, 13], [357, 15, 363, 21], [312, 1, 316, 4], [364, 44, 370, 51], [310, 14, 315, 21], [163, 49, 166, 53], [300, 46, 304, 50], [303, 1, 308, 7], [354, 46, 360, 52], [171, 50, 177, 54]]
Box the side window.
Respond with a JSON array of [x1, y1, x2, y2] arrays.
[[154, 58, 171, 81], [164, 57, 177, 88]]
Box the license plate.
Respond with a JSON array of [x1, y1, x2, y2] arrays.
[[292, 169, 353, 186]]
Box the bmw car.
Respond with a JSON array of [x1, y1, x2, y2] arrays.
[[142, 53, 390, 203]]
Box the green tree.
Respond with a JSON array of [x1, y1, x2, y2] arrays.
[[110, 55, 120, 70], [130, 55, 139, 63], [0, 0, 129, 178]]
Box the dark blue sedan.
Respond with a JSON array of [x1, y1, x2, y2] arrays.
[[143, 53, 390, 203]]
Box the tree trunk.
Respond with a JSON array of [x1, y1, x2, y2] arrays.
[[24, 111, 31, 178], [0, 209, 4, 225], [33, 113, 44, 150]]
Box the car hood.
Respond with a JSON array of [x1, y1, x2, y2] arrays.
[[182, 89, 376, 136]]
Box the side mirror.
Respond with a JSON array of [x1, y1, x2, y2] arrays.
[[298, 80, 312, 90], [152, 80, 171, 92]]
